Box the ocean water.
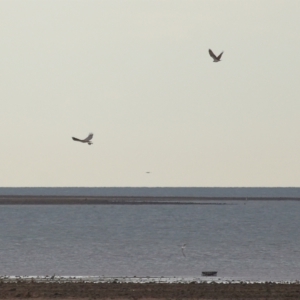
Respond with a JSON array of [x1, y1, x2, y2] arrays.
[[1, 187, 300, 198], [0, 199, 299, 281]]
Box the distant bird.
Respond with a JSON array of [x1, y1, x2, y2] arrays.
[[180, 243, 187, 257], [209, 49, 224, 62], [146, 172, 150, 174], [72, 133, 93, 145]]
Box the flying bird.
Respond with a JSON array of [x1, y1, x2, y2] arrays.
[[180, 243, 187, 257], [72, 133, 93, 145], [209, 49, 224, 62]]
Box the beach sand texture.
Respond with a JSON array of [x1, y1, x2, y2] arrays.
[[0, 282, 299, 299]]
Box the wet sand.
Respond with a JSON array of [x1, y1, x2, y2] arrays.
[[0, 282, 299, 299]]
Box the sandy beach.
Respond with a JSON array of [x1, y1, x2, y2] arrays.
[[0, 281, 299, 299]]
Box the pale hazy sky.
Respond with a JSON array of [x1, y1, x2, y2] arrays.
[[1, 0, 300, 187]]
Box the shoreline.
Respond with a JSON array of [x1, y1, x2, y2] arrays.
[[1, 275, 299, 284], [0, 195, 299, 204]]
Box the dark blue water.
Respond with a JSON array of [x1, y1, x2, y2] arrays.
[[0, 200, 299, 281]]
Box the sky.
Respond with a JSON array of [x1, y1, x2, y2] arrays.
[[0, 0, 300, 187]]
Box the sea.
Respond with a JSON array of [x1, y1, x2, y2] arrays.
[[0, 187, 299, 282]]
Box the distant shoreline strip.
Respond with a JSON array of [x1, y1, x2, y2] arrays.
[[0, 196, 299, 204]]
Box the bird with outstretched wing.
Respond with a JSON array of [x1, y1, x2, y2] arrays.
[[209, 49, 224, 62], [72, 133, 93, 145], [179, 243, 187, 257]]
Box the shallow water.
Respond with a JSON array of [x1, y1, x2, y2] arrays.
[[0, 200, 299, 281]]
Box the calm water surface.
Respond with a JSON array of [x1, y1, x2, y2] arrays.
[[0, 200, 299, 281]]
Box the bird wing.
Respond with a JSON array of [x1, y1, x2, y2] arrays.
[[72, 137, 83, 142], [217, 51, 224, 60], [82, 133, 93, 142], [209, 49, 217, 60]]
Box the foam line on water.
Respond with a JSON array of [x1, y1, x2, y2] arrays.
[[0, 276, 299, 284]]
